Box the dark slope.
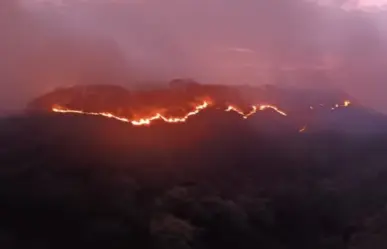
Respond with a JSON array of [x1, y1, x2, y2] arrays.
[[1, 112, 387, 248]]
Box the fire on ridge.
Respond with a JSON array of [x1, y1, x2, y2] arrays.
[[52, 100, 288, 127], [51, 100, 351, 127]]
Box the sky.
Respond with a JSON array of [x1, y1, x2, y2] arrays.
[[1, 0, 387, 112]]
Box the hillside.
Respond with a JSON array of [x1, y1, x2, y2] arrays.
[[26, 81, 387, 133], [1, 108, 387, 248]]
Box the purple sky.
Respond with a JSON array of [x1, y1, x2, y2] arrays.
[[1, 0, 387, 112]]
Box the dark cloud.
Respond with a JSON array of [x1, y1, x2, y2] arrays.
[[1, 0, 387, 112]]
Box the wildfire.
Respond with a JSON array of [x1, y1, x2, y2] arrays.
[[258, 105, 287, 116], [51, 100, 351, 127], [52, 100, 289, 126], [131, 101, 210, 126], [226, 104, 287, 119], [225, 105, 248, 118], [53, 101, 211, 126]]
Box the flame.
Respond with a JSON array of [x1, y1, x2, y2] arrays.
[[225, 105, 247, 117], [225, 104, 286, 119], [131, 101, 210, 126], [258, 105, 287, 116], [52, 100, 353, 127], [52, 101, 288, 126], [331, 100, 352, 111], [53, 101, 211, 126], [243, 106, 258, 119], [310, 100, 352, 111]]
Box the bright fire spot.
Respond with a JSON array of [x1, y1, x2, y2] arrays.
[[310, 100, 352, 111], [299, 125, 307, 133], [331, 100, 352, 111], [52, 101, 288, 126]]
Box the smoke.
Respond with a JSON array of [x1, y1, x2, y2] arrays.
[[0, 0, 133, 110], [1, 0, 387, 112], [310, 0, 387, 11]]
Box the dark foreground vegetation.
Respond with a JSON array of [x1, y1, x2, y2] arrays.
[[1, 113, 387, 249]]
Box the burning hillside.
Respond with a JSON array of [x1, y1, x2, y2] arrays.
[[51, 101, 289, 127], [27, 80, 358, 130]]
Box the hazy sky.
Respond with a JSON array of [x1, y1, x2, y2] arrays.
[[1, 0, 387, 112]]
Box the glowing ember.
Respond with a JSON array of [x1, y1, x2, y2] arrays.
[[310, 100, 352, 111], [331, 100, 352, 111]]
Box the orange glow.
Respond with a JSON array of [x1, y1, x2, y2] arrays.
[[226, 104, 286, 118], [52, 100, 352, 127], [225, 105, 258, 119], [52, 100, 289, 126], [243, 106, 258, 119], [258, 105, 287, 116], [310, 100, 352, 111], [53, 101, 211, 126], [225, 105, 247, 117], [331, 100, 352, 111]]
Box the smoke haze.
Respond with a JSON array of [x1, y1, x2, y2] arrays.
[[1, 0, 387, 112]]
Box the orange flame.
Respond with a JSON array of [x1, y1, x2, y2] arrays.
[[258, 105, 287, 116], [53, 101, 211, 126], [310, 100, 351, 111], [225, 104, 286, 119], [52, 100, 353, 127], [52, 100, 289, 126], [331, 100, 352, 111], [225, 105, 249, 118]]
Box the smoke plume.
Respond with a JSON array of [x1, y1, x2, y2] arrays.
[[1, 0, 387, 112]]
